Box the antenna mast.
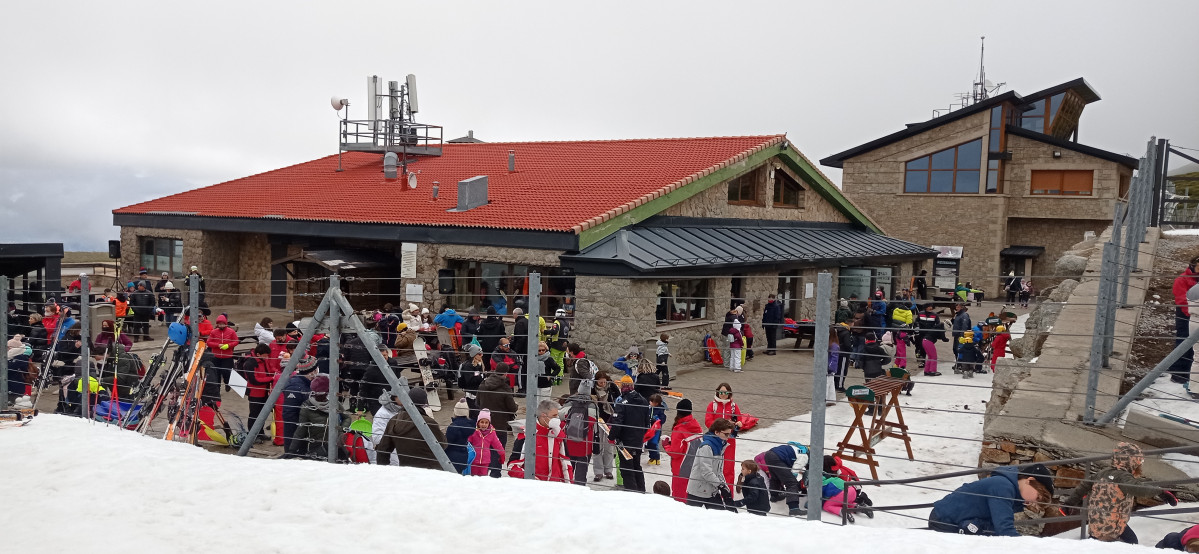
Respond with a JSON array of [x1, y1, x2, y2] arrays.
[[973, 36, 987, 104]]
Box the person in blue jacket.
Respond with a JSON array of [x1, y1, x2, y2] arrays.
[[866, 291, 888, 334], [444, 398, 476, 474], [281, 355, 318, 451], [928, 464, 1054, 537]]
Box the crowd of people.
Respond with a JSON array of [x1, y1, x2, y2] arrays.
[[6, 270, 1196, 542]]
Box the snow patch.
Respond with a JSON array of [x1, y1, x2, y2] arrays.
[[0, 414, 1140, 553]]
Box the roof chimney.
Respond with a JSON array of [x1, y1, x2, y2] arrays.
[[447, 176, 489, 212], [508, 150, 515, 173], [467, 130, 474, 139], [383, 152, 398, 179]]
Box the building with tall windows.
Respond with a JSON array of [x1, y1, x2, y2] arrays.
[[114, 134, 934, 364], [821, 78, 1137, 294]]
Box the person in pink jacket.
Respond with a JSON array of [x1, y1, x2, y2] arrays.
[[468, 409, 504, 477]]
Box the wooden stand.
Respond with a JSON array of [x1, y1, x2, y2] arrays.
[[834, 377, 915, 479]]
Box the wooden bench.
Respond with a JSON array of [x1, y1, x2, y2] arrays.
[[834, 375, 915, 480]]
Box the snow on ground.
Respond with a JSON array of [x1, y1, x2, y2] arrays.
[[1164, 229, 1199, 236], [1009, 313, 1029, 340], [643, 372, 1000, 529], [1, 415, 1149, 554], [1128, 373, 1199, 477]]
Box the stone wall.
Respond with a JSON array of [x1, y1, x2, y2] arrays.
[[1007, 218, 1108, 289], [1003, 134, 1129, 220], [573, 277, 659, 366], [661, 155, 850, 224], [237, 234, 271, 308], [118, 226, 203, 283]]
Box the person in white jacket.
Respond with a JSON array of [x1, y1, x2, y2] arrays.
[[254, 318, 275, 345], [371, 389, 403, 465]]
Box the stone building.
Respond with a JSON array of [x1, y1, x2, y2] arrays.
[[114, 135, 933, 364], [821, 78, 1137, 295]]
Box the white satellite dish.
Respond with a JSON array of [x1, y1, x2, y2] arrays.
[[984, 79, 994, 88], [405, 74, 419, 114], [330, 96, 349, 111], [408, 172, 418, 189]]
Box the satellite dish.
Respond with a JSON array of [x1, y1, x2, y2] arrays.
[[408, 172, 418, 189], [330, 96, 349, 111], [984, 79, 994, 88]]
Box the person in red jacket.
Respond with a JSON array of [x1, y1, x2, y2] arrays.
[[989, 324, 1010, 373], [207, 314, 239, 391], [533, 399, 570, 482], [561, 394, 597, 485], [705, 383, 743, 488], [1171, 258, 1199, 383], [663, 398, 703, 503], [243, 343, 274, 441]]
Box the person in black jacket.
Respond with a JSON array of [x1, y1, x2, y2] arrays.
[[916, 304, 946, 376], [633, 358, 661, 399], [1155, 524, 1199, 551], [128, 282, 156, 342], [762, 294, 784, 355], [461, 307, 482, 347], [477, 307, 507, 366], [734, 460, 770, 515], [612, 375, 651, 492]]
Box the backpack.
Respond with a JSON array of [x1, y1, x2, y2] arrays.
[[564, 396, 591, 444]]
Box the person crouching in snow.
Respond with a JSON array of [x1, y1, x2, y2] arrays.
[[753, 442, 808, 516], [467, 409, 504, 477], [733, 460, 769, 516], [1156, 524, 1199, 551], [1063, 442, 1178, 544], [928, 463, 1054, 536], [819, 455, 873, 522]]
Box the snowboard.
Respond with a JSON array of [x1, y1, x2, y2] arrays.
[[412, 336, 442, 411]]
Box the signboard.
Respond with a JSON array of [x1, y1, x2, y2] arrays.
[[400, 242, 418, 278], [931, 246, 963, 291]]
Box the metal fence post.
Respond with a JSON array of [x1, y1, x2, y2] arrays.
[[237, 287, 335, 456], [79, 274, 91, 419], [1096, 330, 1199, 425], [522, 273, 541, 480], [1086, 242, 1116, 423], [189, 274, 200, 364], [1, 276, 8, 411], [806, 272, 832, 520], [326, 274, 341, 463]]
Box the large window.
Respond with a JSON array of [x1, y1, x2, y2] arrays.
[[986, 106, 1005, 194], [656, 279, 709, 324], [140, 238, 183, 276], [1030, 170, 1093, 196], [1019, 93, 1065, 134], [904, 139, 982, 194], [772, 170, 805, 208], [727, 169, 759, 205], [444, 261, 570, 315]]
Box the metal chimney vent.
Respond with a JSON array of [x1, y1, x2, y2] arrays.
[[447, 175, 488, 212], [383, 152, 398, 179], [508, 150, 515, 172]]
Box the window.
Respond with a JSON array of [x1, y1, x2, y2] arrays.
[[445, 261, 570, 315], [656, 279, 709, 323], [1119, 174, 1130, 199], [904, 139, 982, 194], [777, 272, 801, 319], [140, 238, 183, 277], [987, 106, 1006, 194], [1030, 170, 1094, 196], [772, 170, 805, 208], [1019, 93, 1065, 134], [727, 169, 759, 204]]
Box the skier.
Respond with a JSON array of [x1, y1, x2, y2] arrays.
[[280, 355, 318, 451]]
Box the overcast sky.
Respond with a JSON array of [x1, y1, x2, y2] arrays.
[[2, 1, 1197, 250]]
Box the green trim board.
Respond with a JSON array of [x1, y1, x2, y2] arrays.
[[578, 143, 879, 249]]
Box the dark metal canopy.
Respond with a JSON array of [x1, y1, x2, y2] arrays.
[[562, 217, 937, 276], [274, 249, 400, 271], [999, 245, 1046, 258]]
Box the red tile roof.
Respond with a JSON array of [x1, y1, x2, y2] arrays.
[[114, 135, 786, 233]]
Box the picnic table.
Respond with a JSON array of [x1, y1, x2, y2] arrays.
[[834, 374, 915, 480]]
